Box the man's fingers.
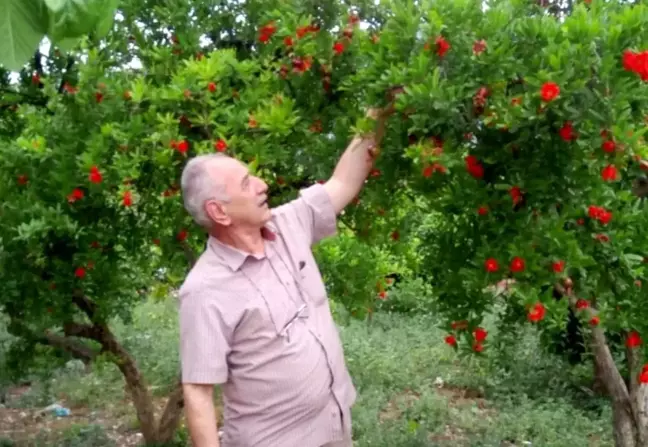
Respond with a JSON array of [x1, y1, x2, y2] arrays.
[[367, 143, 380, 161]]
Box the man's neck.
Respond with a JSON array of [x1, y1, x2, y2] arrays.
[[211, 226, 265, 255]]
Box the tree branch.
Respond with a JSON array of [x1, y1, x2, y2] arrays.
[[33, 51, 43, 76], [63, 321, 102, 341], [57, 56, 75, 94], [71, 291, 98, 320], [41, 330, 99, 364], [627, 343, 648, 445], [156, 379, 185, 443]]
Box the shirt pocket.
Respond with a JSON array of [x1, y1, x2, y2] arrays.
[[298, 260, 328, 307]]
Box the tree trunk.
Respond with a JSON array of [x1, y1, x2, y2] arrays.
[[593, 360, 608, 396], [98, 324, 160, 443], [156, 380, 185, 444], [48, 319, 185, 445], [627, 344, 648, 446], [589, 326, 640, 447], [98, 326, 187, 445]]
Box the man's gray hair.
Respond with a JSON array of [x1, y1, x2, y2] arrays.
[[180, 153, 230, 228]]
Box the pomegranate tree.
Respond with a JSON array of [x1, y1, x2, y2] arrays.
[[3, 0, 648, 445]]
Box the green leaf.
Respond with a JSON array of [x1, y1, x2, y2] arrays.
[[0, 0, 50, 71], [624, 254, 644, 267], [248, 157, 259, 175], [47, 0, 118, 42], [43, 0, 68, 13], [94, 0, 119, 38], [52, 37, 78, 52]]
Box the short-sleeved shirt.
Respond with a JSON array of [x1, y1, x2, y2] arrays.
[[178, 184, 357, 447]]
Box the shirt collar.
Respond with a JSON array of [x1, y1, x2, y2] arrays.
[[209, 223, 278, 271]]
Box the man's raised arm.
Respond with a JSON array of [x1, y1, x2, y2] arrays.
[[323, 106, 392, 215]]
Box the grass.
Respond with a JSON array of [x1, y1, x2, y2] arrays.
[[1, 293, 613, 446]]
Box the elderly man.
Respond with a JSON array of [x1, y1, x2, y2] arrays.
[[178, 106, 390, 447]]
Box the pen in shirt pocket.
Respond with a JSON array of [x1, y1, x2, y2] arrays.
[[279, 304, 306, 341]]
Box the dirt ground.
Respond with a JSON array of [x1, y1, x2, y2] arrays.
[[1, 385, 150, 446]]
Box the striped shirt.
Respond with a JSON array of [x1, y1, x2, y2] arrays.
[[178, 184, 357, 447]]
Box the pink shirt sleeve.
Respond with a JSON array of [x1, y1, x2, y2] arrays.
[[179, 290, 234, 385], [274, 183, 337, 246]]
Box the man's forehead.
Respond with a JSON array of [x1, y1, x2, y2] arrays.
[[209, 156, 247, 183]]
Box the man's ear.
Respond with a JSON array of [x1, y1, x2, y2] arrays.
[[205, 200, 231, 226]]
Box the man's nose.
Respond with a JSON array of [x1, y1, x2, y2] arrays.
[[255, 177, 268, 193]]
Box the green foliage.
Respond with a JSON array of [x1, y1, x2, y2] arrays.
[[3, 0, 648, 441], [2, 297, 613, 446], [0, 0, 120, 70], [314, 230, 394, 319], [375, 277, 436, 315]]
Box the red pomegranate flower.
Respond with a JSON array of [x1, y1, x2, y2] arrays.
[[123, 190, 133, 207], [510, 256, 526, 273], [528, 303, 546, 322], [444, 335, 457, 347], [473, 39, 487, 55], [292, 56, 313, 73], [626, 331, 642, 348], [590, 315, 600, 326], [510, 186, 523, 205], [552, 260, 565, 273], [601, 164, 618, 181], [588, 205, 601, 219], [478, 206, 488, 216], [601, 140, 616, 153], [67, 188, 84, 203], [484, 258, 499, 272], [622, 50, 648, 81], [258, 22, 277, 43], [333, 42, 345, 54], [214, 139, 228, 152], [465, 155, 484, 178], [559, 121, 576, 141], [435, 36, 450, 57], [284, 36, 293, 47], [75, 266, 86, 278], [474, 327, 488, 342], [575, 299, 590, 310], [208, 82, 217, 93], [88, 166, 103, 184], [540, 82, 560, 102], [588, 205, 612, 224], [599, 209, 613, 225], [296, 26, 310, 39], [177, 140, 189, 153]]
